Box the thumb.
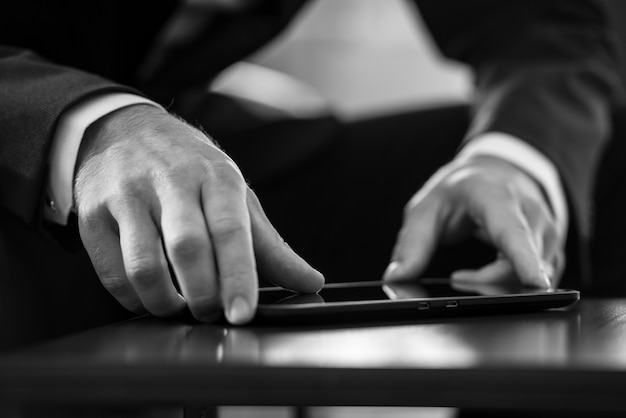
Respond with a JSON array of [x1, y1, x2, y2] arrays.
[[247, 190, 325, 293]]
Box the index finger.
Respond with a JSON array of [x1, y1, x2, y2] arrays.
[[246, 190, 324, 294], [203, 161, 258, 325]]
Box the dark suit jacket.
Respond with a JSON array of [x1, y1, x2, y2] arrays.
[[1, 0, 620, 232], [0, 0, 621, 348]]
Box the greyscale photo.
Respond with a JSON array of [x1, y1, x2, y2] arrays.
[[1, 1, 626, 417]]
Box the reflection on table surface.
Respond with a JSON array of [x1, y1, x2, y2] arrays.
[[2, 298, 626, 409], [2, 298, 626, 369]]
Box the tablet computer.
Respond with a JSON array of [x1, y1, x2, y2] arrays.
[[255, 278, 579, 324]]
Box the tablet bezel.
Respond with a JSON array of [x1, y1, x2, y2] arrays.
[[255, 280, 580, 324]]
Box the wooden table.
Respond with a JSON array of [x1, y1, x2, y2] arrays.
[[1, 298, 626, 414]]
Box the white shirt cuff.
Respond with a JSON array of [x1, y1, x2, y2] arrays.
[[455, 132, 569, 241], [45, 93, 162, 225]]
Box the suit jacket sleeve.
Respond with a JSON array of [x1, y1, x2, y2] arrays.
[[414, 0, 623, 239], [0, 0, 309, 231], [0, 46, 141, 226]]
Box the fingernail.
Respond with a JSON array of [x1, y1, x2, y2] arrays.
[[540, 266, 553, 289], [383, 261, 402, 281], [227, 296, 253, 325]]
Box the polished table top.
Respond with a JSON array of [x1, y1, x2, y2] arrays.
[[1, 298, 626, 410]]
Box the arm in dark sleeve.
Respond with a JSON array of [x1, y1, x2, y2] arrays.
[[414, 0, 623, 237], [0, 46, 139, 225]]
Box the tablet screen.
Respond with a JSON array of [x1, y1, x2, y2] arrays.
[[258, 279, 549, 306]]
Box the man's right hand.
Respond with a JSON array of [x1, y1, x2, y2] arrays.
[[74, 104, 324, 324]]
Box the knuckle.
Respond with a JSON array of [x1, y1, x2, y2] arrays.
[[77, 203, 111, 231], [125, 257, 164, 288], [78, 219, 105, 245], [221, 269, 255, 287], [93, 190, 150, 221], [210, 217, 247, 243], [151, 167, 192, 192], [210, 160, 245, 188], [78, 210, 99, 231], [167, 233, 206, 264], [100, 274, 130, 297]]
